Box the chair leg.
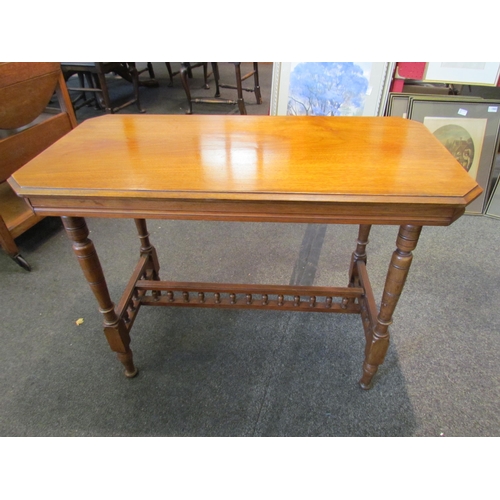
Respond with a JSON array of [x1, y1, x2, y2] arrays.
[[127, 63, 146, 113], [96, 71, 113, 112], [146, 62, 156, 79], [90, 74, 105, 110], [234, 63, 247, 115], [165, 63, 175, 87], [202, 63, 210, 89], [77, 73, 86, 103], [0, 215, 31, 271], [212, 62, 221, 97], [180, 63, 194, 114], [253, 62, 262, 104], [83, 72, 98, 107]]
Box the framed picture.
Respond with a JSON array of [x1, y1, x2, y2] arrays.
[[385, 93, 412, 117], [424, 62, 500, 86], [385, 93, 483, 118], [486, 175, 500, 219], [408, 96, 500, 214], [270, 62, 394, 117]]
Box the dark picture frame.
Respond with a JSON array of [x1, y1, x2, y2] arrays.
[[486, 175, 500, 219], [385, 93, 483, 118], [385, 93, 412, 117], [408, 96, 500, 214]]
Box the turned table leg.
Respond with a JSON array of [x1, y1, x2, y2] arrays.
[[349, 224, 372, 283], [134, 219, 160, 278], [359, 224, 422, 389], [135, 219, 161, 301], [62, 216, 138, 378]]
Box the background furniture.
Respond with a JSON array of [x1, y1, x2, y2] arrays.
[[180, 62, 262, 114], [164, 62, 210, 88], [0, 62, 77, 270], [61, 63, 155, 114]]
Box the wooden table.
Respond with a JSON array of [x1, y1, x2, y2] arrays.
[[9, 115, 482, 389]]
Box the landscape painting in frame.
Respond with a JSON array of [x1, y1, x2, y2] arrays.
[[423, 117, 487, 181], [270, 62, 393, 116], [408, 97, 500, 214]]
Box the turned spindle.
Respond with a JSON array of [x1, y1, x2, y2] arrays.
[[167, 291, 174, 302], [309, 296, 316, 307], [198, 292, 205, 303], [294, 295, 300, 307], [246, 294, 252, 305], [129, 292, 137, 312], [123, 310, 131, 324], [326, 297, 332, 308], [230, 293, 236, 304], [214, 293, 221, 304], [262, 294, 268, 305], [182, 291, 189, 303], [278, 295, 284, 306]]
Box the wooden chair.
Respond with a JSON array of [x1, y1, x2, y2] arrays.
[[61, 63, 154, 114], [165, 62, 210, 88], [0, 62, 77, 270], [180, 62, 262, 115]]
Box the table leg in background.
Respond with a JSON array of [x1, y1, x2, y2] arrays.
[[135, 218, 160, 279], [343, 224, 372, 308]]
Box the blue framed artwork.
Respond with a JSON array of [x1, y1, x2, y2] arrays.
[[270, 62, 394, 116]]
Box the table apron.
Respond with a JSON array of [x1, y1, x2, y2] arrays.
[[25, 196, 465, 226]]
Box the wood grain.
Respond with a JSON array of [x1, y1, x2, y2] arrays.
[[9, 115, 482, 226]]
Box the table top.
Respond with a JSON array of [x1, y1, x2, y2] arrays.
[[9, 115, 482, 225]]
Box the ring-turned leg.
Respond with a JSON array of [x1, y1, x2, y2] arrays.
[[359, 225, 422, 389], [135, 219, 160, 276], [349, 224, 372, 285], [62, 216, 138, 378], [135, 219, 161, 300]]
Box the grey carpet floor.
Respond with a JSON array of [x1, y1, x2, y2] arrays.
[[1, 63, 499, 436]]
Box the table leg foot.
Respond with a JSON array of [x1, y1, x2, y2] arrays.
[[117, 350, 139, 378], [359, 362, 378, 390]]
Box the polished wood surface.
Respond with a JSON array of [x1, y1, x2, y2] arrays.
[[8, 115, 482, 387], [10, 115, 481, 226], [0, 62, 63, 129]]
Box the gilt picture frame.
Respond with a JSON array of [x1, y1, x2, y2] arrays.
[[408, 96, 500, 214]]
